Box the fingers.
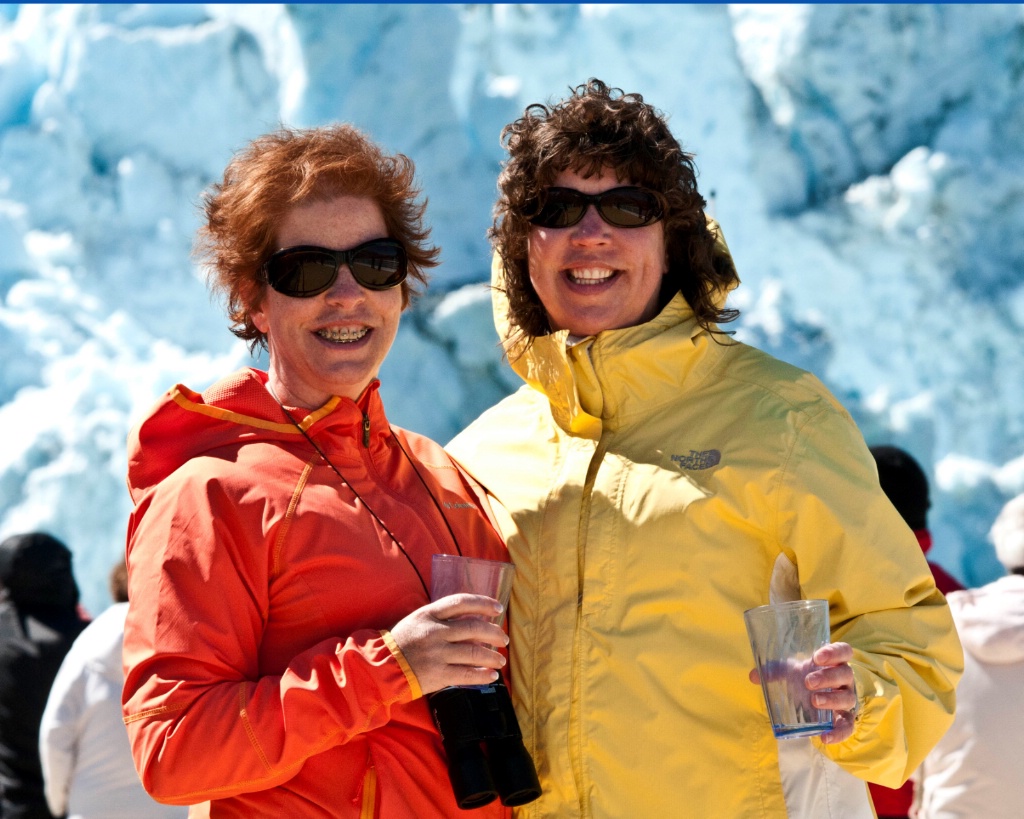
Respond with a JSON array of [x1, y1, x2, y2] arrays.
[[813, 641, 853, 667], [439, 637, 508, 670], [804, 662, 853, 693], [436, 608, 509, 651], [805, 643, 856, 713], [388, 597, 510, 695], [818, 709, 856, 745], [809, 685, 856, 713], [442, 664, 504, 688], [429, 592, 504, 625], [806, 643, 858, 721]]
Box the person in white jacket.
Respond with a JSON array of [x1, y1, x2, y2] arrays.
[[914, 493, 1024, 819], [38, 563, 186, 819]]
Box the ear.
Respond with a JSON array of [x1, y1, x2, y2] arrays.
[[251, 297, 270, 334]]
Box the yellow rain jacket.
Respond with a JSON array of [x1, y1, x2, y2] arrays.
[[447, 234, 962, 818]]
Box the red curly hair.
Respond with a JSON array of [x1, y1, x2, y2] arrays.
[[196, 125, 440, 350]]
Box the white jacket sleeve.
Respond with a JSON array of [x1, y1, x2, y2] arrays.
[[39, 637, 88, 817]]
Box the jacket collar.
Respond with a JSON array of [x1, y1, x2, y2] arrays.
[[491, 216, 740, 438], [128, 368, 393, 497], [512, 294, 728, 438]]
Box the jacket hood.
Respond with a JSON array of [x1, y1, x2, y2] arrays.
[[490, 215, 739, 359], [947, 574, 1024, 664], [0, 531, 80, 610], [127, 367, 386, 500]]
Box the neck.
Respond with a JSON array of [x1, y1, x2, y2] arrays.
[[265, 375, 323, 411]]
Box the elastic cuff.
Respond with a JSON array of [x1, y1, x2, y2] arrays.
[[849, 662, 873, 726], [380, 629, 422, 699]]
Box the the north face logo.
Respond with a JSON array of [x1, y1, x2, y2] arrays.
[[671, 449, 721, 470]]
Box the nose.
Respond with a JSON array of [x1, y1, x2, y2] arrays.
[[569, 204, 610, 245], [323, 264, 366, 304]]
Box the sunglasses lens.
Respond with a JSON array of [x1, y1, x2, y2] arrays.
[[531, 191, 587, 228], [528, 187, 662, 229], [349, 241, 408, 290], [265, 240, 408, 297], [599, 189, 662, 227], [267, 251, 339, 297]]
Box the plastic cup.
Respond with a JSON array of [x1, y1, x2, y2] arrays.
[[743, 599, 834, 739], [430, 554, 515, 625]]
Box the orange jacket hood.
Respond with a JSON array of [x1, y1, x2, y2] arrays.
[[127, 368, 382, 501]]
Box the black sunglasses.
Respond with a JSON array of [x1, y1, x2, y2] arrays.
[[526, 186, 664, 229], [263, 238, 408, 297]]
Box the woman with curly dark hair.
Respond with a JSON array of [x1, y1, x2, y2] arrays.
[[490, 78, 738, 355], [448, 80, 961, 818], [122, 124, 514, 818]]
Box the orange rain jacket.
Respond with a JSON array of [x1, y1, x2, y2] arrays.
[[122, 368, 512, 819]]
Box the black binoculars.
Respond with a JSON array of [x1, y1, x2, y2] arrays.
[[427, 678, 542, 809]]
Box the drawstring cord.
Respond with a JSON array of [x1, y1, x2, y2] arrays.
[[267, 385, 465, 601]]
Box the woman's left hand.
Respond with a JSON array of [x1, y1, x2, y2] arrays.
[[804, 641, 858, 744], [748, 641, 858, 744]]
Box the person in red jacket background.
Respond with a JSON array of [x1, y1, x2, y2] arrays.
[[868, 445, 965, 819], [122, 125, 513, 819]]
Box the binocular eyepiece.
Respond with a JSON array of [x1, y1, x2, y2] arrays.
[[428, 679, 541, 809]]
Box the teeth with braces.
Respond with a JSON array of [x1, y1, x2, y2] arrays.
[[317, 327, 369, 342]]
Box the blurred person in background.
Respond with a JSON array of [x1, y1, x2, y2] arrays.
[[447, 78, 963, 819], [867, 445, 965, 818], [0, 532, 88, 819], [39, 560, 187, 819], [121, 124, 512, 818], [870, 445, 965, 596], [913, 493, 1024, 819]]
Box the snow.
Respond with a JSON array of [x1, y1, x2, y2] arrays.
[[0, 3, 1022, 615]]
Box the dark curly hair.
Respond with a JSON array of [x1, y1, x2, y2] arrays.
[[196, 125, 440, 352], [491, 79, 738, 354]]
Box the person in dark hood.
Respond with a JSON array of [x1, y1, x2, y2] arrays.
[[0, 532, 88, 819]]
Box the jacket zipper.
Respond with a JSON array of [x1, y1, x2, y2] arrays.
[[362, 412, 370, 447], [570, 433, 609, 819]]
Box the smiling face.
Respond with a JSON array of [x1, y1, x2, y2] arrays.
[[251, 196, 402, 408], [527, 167, 668, 338]]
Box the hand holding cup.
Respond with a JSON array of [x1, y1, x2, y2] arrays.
[[390, 593, 509, 694], [744, 600, 857, 741]]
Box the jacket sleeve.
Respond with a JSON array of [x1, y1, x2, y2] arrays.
[[122, 471, 421, 806], [774, 403, 963, 787], [39, 641, 84, 817]]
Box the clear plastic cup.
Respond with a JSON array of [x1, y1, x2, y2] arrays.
[[744, 599, 834, 739], [430, 554, 514, 625]]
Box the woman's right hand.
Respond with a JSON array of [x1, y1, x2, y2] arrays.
[[388, 593, 509, 694]]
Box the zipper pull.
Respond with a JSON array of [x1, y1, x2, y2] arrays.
[[362, 413, 370, 447]]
